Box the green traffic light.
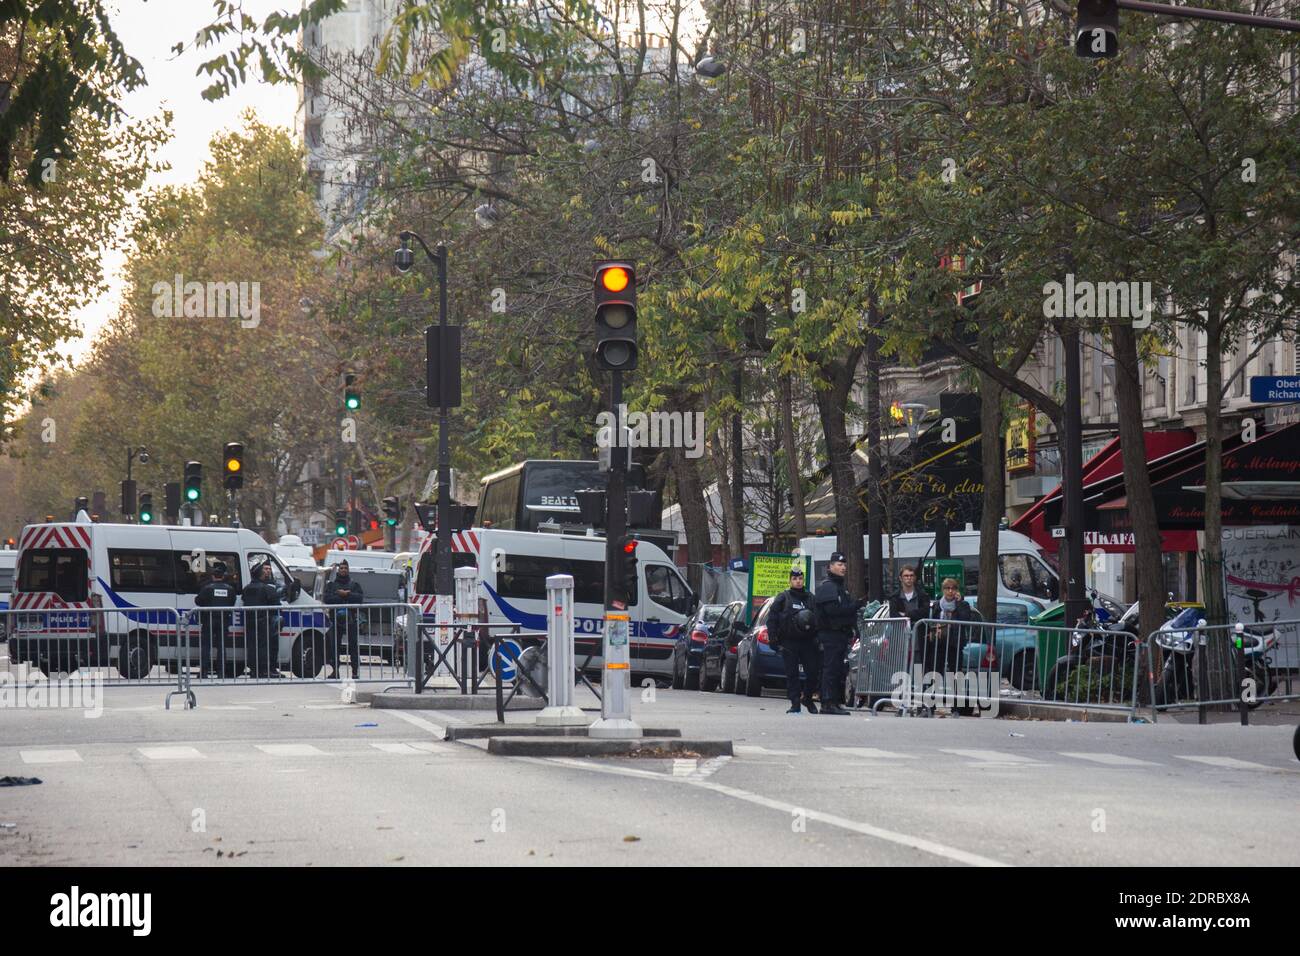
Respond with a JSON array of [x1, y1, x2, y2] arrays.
[[186, 488, 199, 501], [336, 524, 347, 536], [386, 518, 397, 527], [140, 511, 152, 523]]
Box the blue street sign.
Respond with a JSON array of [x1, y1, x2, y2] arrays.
[[492, 638, 522, 681], [1250, 376, 1300, 404]]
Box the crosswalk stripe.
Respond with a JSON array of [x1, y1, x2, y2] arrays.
[[671, 758, 698, 776], [939, 748, 1044, 764], [823, 747, 917, 760], [255, 744, 328, 757], [139, 746, 204, 760], [371, 742, 424, 755], [1059, 752, 1159, 767], [19, 749, 81, 764], [1175, 755, 1280, 771]]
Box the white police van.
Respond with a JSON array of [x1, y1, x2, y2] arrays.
[[412, 527, 695, 679], [0, 548, 16, 643], [798, 528, 1060, 607], [8, 516, 325, 677]]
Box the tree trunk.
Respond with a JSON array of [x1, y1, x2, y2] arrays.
[[710, 427, 744, 561], [779, 372, 808, 543], [864, 307, 884, 601], [815, 349, 865, 597], [671, 445, 713, 593], [977, 367, 1004, 625], [1110, 320, 1169, 657], [1202, 308, 1226, 626]]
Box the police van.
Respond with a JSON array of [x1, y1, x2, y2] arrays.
[[0, 548, 16, 643], [798, 528, 1060, 607], [412, 527, 695, 679], [8, 517, 325, 677]]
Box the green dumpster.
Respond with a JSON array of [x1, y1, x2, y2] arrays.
[[1030, 602, 1069, 689]]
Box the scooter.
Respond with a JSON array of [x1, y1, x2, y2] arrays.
[[1153, 608, 1278, 709], [1041, 592, 1146, 704]]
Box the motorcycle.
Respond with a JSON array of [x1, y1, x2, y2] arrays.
[[1042, 592, 1147, 705], [1152, 608, 1278, 709]]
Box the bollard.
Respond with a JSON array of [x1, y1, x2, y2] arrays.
[[454, 567, 477, 617], [588, 610, 643, 739], [536, 574, 590, 727]]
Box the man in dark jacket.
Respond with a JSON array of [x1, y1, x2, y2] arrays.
[[241, 560, 284, 678], [814, 551, 863, 715], [323, 561, 365, 679], [194, 561, 237, 677], [768, 566, 820, 714], [887, 565, 930, 627]]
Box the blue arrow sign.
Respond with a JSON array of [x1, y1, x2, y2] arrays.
[[492, 638, 522, 681], [1250, 376, 1300, 404]]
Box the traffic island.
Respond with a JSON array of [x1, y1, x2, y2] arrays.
[[486, 736, 733, 757], [445, 725, 681, 741], [361, 690, 544, 711]]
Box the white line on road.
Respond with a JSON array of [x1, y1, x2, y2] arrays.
[[1059, 752, 1159, 767], [734, 745, 801, 756], [256, 744, 327, 757], [1175, 755, 1284, 771], [19, 749, 82, 764], [534, 756, 1009, 867], [671, 758, 697, 776], [939, 748, 1045, 765], [139, 746, 204, 760], [371, 742, 425, 755], [373, 709, 449, 739], [823, 747, 918, 760]]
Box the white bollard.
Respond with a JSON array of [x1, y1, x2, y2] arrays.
[[588, 609, 643, 739], [454, 566, 478, 618], [536, 574, 590, 727]]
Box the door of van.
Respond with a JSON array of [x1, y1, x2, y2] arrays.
[[638, 562, 693, 677]]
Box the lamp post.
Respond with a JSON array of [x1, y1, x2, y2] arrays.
[[396, 231, 456, 660]]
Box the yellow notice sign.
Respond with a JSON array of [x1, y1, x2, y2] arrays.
[[746, 552, 812, 625]]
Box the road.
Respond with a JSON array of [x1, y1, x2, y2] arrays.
[[2, 680, 1298, 866]]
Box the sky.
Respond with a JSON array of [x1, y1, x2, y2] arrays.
[[66, 0, 303, 364]]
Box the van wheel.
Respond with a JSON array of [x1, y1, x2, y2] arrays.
[[117, 632, 155, 679], [291, 632, 326, 678]]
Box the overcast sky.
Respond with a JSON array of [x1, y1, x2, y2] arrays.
[[67, 0, 302, 364]]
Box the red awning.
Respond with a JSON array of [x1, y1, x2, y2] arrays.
[[1012, 430, 1199, 553]]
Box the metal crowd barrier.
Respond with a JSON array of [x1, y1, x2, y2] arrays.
[[1144, 617, 1300, 725], [848, 613, 1146, 719], [2, 606, 191, 709]]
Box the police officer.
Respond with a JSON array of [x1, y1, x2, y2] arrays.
[[814, 551, 863, 715], [323, 560, 365, 679], [768, 566, 821, 714], [241, 560, 284, 678], [194, 561, 237, 677]]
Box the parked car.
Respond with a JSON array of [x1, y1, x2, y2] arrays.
[[957, 596, 1048, 690], [698, 600, 745, 692], [671, 603, 728, 690], [735, 595, 785, 698]]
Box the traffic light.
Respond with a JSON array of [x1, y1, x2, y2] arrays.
[[611, 534, 639, 607], [594, 260, 637, 371], [1075, 0, 1118, 58], [183, 461, 202, 503], [344, 372, 360, 411], [164, 482, 181, 523], [223, 442, 244, 490], [334, 509, 348, 537], [92, 491, 107, 517], [381, 496, 401, 527], [139, 493, 154, 524], [121, 479, 137, 517]]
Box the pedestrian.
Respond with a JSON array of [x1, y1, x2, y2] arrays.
[[925, 577, 975, 676], [887, 565, 930, 627], [768, 566, 821, 714], [194, 560, 237, 678], [323, 561, 365, 679], [814, 551, 864, 715], [241, 559, 285, 678]]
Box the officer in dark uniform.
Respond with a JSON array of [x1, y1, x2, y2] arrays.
[[323, 561, 365, 679], [194, 561, 238, 677], [241, 560, 284, 678], [768, 567, 820, 714], [814, 551, 863, 715]]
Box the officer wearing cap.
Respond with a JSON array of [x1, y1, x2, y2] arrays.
[[195, 560, 237, 677], [768, 565, 820, 714], [814, 551, 864, 715], [241, 559, 285, 677]]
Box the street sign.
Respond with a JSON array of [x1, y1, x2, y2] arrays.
[[347, 534, 360, 548], [747, 552, 812, 626], [1250, 376, 1300, 404], [492, 638, 522, 680], [332, 537, 347, 550], [1051, 527, 1067, 539]]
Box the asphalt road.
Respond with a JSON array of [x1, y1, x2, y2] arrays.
[[2, 678, 1297, 866]]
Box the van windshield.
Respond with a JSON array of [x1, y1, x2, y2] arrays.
[[17, 548, 89, 602]]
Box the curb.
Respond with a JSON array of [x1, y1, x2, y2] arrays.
[[364, 692, 544, 711], [486, 736, 733, 757], [445, 725, 682, 740]]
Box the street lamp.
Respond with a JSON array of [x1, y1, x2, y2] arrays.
[[695, 55, 726, 78], [474, 203, 501, 229]]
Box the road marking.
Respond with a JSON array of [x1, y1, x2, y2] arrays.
[[301, 704, 354, 710], [671, 758, 697, 776], [371, 742, 424, 755], [20, 749, 81, 764], [940, 748, 1044, 765], [535, 756, 1009, 867], [1059, 752, 1159, 767], [1175, 755, 1281, 771], [735, 745, 801, 756], [374, 709, 448, 739], [204, 705, 256, 711], [139, 746, 204, 760], [256, 744, 327, 757], [823, 747, 917, 760]]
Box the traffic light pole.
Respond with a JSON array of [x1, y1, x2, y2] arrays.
[[1118, 0, 1300, 31], [590, 369, 641, 738]]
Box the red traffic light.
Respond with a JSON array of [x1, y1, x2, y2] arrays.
[[623, 539, 637, 554]]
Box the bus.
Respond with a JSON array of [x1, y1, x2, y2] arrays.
[[477, 460, 664, 534]]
